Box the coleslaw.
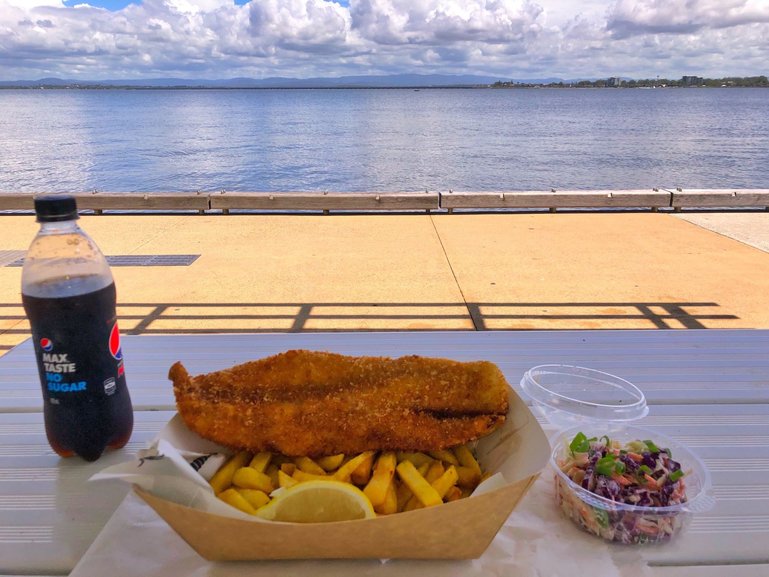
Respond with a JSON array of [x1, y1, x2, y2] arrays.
[[555, 432, 689, 544]]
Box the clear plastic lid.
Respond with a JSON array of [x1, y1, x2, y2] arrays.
[[519, 364, 648, 429]]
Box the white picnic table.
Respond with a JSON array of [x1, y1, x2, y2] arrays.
[[0, 330, 768, 576]]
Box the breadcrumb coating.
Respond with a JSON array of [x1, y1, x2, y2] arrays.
[[169, 350, 509, 457]]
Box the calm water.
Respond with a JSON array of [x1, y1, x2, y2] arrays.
[[1, 88, 767, 192]]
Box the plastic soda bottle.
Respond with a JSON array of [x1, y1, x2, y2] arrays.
[[21, 195, 133, 461]]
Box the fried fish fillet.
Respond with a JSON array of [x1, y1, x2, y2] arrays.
[[169, 349, 509, 457]]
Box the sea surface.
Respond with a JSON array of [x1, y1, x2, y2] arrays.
[[1, 87, 767, 193]]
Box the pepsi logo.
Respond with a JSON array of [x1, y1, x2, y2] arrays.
[[109, 322, 123, 360], [40, 338, 53, 352]]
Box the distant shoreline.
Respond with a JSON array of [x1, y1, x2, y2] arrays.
[[0, 85, 486, 91], [1, 74, 766, 91]]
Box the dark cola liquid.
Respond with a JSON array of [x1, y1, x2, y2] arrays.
[[22, 282, 133, 461]]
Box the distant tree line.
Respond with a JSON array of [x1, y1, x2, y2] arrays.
[[492, 76, 769, 88]]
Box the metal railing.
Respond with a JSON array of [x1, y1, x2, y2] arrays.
[[1, 189, 767, 214]]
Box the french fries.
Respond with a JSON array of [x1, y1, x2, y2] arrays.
[[396, 451, 433, 468], [236, 488, 270, 510], [232, 467, 274, 493], [350, 452, 375, 485], [248, 452, 272, 473], [454, 445, 482, 476], [211, 443, 486, 518], [395, 461, 442, 507], [278, 469, 298, 488], [333, 451, 375, 483], [317, 454, 345, 471], [378, 480, 398, 515], [209, 451, 250, 494], [428, 449, 459, 466], [431, 465, 460, 499], [445, 485, 462, 502], [294, 456, 326, 476], [218, 488, 258, 515], [363, 452, 396, 508]]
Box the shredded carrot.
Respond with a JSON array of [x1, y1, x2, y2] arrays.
[[644, 473, 658, 486], [626, 452, 644, 462], [611, 473, 633, 486]]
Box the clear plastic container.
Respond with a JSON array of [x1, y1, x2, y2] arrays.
[[520, 364, 648, 429], [551, 425, 714, 544], [518, 365, 714, 544]]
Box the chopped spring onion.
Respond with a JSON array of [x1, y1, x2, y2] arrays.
[[669, 469, 684, 482], [644, 439, 660, 452], [569, 432, 593, 454]]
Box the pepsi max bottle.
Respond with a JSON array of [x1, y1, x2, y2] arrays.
[[21, 195, 133, 462]]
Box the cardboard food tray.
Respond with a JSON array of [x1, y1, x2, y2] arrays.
[[135, 384, 550, 561]]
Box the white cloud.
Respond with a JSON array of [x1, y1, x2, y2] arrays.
[[608, 0, 769, 37], [162, 0, 231, 14], [248, 0, 351, 52], [350, 0, 543, 45], [0, 0, 768, 79]]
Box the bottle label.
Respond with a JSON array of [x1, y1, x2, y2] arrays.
[[23, 283, 127, 406]]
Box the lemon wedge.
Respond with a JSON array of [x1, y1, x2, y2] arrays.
[[256, 480, 376, 523]]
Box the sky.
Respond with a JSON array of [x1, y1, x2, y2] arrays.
[[1, 0, 768, 81]]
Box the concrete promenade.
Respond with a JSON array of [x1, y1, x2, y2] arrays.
[[1, 211, 768, 356]]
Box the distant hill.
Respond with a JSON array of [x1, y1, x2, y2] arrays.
[[1, 77, 79, 87], [0, 74, 511, 89]]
